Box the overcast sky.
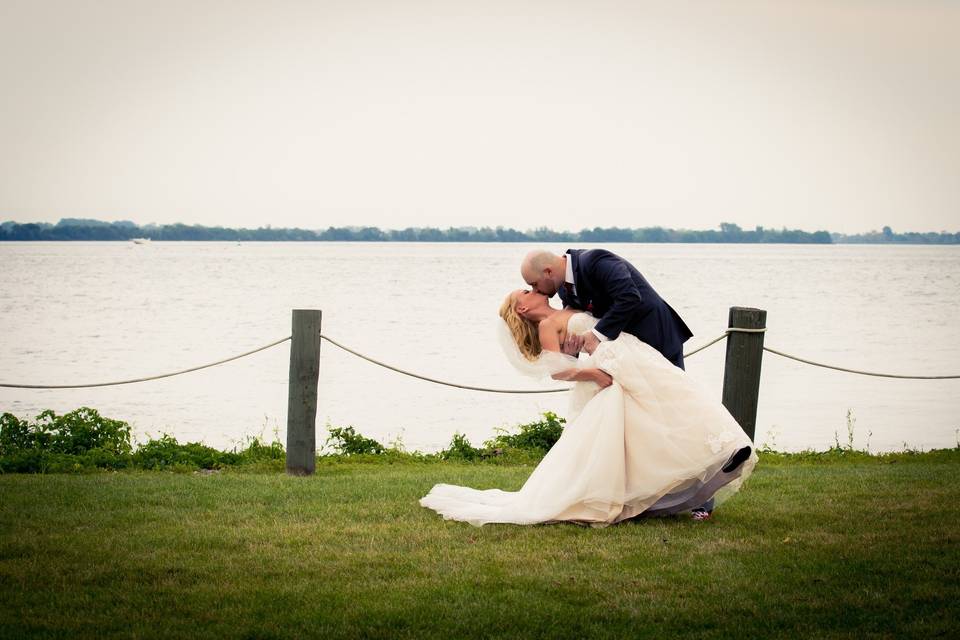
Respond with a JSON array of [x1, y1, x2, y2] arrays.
[[1, 0, 957, 233]]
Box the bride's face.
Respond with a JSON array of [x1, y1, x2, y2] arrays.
[[512, 289, 547, 319]]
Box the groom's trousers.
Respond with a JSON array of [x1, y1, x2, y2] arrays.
[[665, 349, 714, 512]]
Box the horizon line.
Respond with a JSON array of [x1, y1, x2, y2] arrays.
[[3, 218, 958, 236]]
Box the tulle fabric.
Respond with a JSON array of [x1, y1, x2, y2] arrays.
[[420, 313, 757, 527]]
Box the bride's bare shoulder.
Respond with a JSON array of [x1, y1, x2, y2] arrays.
[[538, 315, 556, 337], [539, 311, 569, 332], [538, 311, 574, 345], [536, 313, 561, 352]]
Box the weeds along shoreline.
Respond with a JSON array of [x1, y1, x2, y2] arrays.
[[1, 407, 958, 474]]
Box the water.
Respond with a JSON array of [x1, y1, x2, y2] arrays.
[[1, 242, 958, 453]]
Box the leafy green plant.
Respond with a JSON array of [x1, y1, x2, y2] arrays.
[[439, 433, 484, 462], [1, 407, 132, 456], [434, 413, 567, 465], [1, 408, 135, 472], [0, 413, 33, 454], [132, 435, 239, 470], [324, 426, 386, 455], [485, 412, 566, 454], [233, 435, 285, 463], [0, 408, 286, 473]]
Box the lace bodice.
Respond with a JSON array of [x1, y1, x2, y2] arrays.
[[569, 312, 621, 377], [566, 312, 598, 337]]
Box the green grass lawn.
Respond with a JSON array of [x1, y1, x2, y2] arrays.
[[1, 452, 958, 639]]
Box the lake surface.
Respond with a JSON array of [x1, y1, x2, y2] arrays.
[[2, 242, 959, 453]]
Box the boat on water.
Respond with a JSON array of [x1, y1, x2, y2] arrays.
[[131, 238, 151, 244]]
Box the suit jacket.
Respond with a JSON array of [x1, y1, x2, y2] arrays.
[[559, 249, 693, 360]]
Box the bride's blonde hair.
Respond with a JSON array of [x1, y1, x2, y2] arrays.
[[499, 292, 541, 361]]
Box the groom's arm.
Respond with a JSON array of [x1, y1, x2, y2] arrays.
[[551, 367, 613, 388], [590, 253, 649, 341]]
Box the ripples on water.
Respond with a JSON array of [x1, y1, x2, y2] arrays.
[[1, 242, 958, 453]]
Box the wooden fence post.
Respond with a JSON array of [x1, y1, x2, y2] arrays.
[[721, 306, 766, 442], [286, 309, 321, 476]]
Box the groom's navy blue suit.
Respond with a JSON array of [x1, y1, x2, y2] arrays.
[[558, 249, 693, 370], [559, 249, 726, 516]]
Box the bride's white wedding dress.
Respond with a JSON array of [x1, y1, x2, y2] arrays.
[[420, 312, 758, 527]]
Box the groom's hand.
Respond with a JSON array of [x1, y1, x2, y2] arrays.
[[591, 369, 613, 388], [561, 334, 584, 356]]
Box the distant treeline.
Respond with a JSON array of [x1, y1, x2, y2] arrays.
[[1, 219, 958, 244]]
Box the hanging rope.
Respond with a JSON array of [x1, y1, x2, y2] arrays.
[[2, 325, 957, 391], [319, 328, 759, 394], [762, 346, 960, 380], [319, 334, 570, 393], [682, 333, 728, 358], [0, 337, 292, 389]]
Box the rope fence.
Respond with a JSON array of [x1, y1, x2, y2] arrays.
[[321, 327, 772, 393], [761, 346, 960, 380], [1, 325, 958, 391], [0, 337, 292, 389], [318, 334, 568, 393]]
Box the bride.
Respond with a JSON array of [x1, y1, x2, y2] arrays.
[[419, 289, 758, 527]]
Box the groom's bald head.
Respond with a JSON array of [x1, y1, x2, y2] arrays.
[[521, 250, 565, 297]]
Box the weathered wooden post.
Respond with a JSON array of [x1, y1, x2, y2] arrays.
[[721, 306, 766, 442], [286, 309, 321, 475]]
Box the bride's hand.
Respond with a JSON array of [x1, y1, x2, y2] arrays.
[[581, 333, 600, 355], [561, 334, 584, 355]]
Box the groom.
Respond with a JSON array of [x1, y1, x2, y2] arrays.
[[521, 249, 693, 368]]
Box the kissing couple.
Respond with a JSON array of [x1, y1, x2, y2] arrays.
[[420, 248, 757, 526]]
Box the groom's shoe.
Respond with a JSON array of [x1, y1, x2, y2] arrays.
[[721, 446, 753, 474], [691, 497, 715, 521]]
